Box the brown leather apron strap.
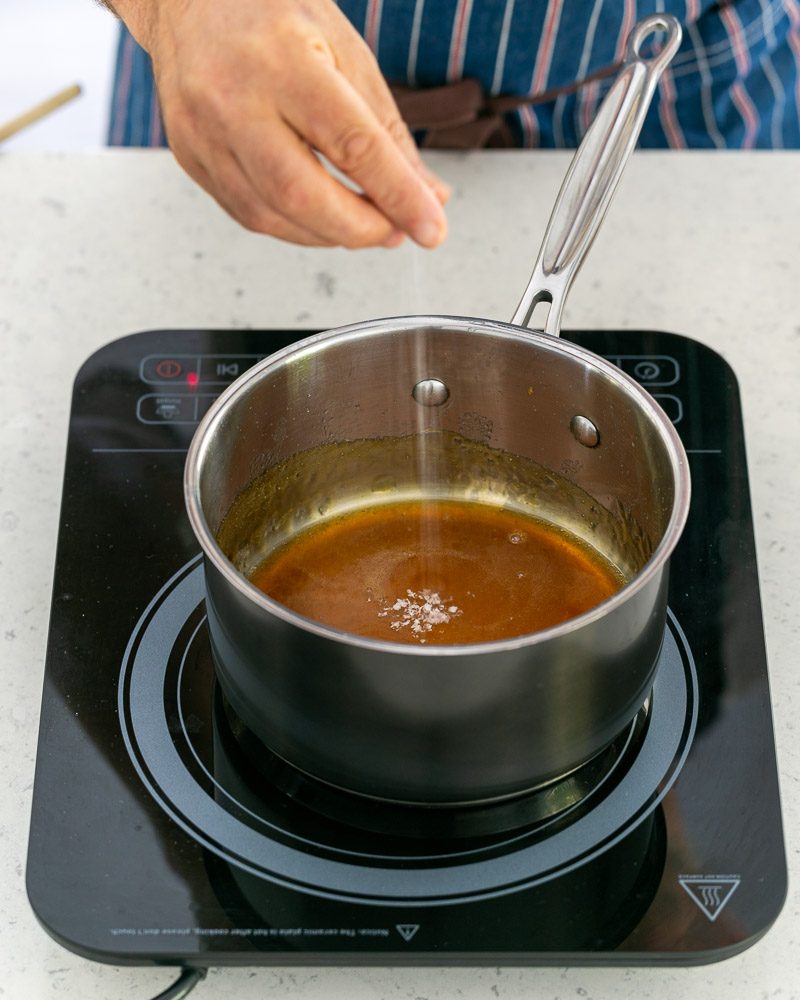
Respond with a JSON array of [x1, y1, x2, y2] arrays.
[[390, 60, 622, 148]]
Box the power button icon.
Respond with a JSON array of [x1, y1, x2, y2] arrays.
[[154, 359, 183, 379]]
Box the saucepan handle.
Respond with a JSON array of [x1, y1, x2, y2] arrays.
[[510, 14, 682, 334]]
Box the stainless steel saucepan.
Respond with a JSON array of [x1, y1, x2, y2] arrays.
[[185, 15, 690, 805]]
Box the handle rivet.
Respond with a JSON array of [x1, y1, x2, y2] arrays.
[[412, 378, 450, 406], [570, 415, 600, 448]]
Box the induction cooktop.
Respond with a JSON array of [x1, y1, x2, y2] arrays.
[[26, 328, 786, 971]]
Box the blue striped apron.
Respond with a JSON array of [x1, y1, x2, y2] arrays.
[[108, 0, 800, 149]]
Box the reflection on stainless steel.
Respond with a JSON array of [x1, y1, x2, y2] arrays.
[[411, 377, 450, 407], [570, 414, 601, 449]]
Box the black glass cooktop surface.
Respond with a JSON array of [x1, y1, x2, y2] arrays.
[[26, 328, 786, 968]]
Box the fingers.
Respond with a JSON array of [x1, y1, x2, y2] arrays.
[[181, 118, 435, 250], [148, 0, 451, 250], [280, 58, 449, 248], [339, 47, 452, 206], [232, 118, 412, 248], [170, 138, 336, 247]]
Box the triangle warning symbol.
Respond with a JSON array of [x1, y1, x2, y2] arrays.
[[396, 924, 420, 942], [679, 876, 740, 922]]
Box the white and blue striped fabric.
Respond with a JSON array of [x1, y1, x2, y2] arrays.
[[109, 0, 800, 149]]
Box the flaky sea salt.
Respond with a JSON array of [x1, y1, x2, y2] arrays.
[[378, 589, 462, 635]]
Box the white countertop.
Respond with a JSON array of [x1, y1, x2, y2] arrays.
[[0, 149, 797, 999]]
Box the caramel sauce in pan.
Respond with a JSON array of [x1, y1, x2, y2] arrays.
[[248, 500, 624, 645]]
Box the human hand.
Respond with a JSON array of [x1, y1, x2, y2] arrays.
[[112, 0, 450, 248]]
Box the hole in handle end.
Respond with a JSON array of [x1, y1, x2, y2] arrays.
[[625, 14, 682, 69]]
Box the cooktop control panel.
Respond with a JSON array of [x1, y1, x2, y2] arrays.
[[132, 342, 684, 431]]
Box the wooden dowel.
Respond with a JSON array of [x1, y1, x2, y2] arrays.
[[0, 84, 83, 143]]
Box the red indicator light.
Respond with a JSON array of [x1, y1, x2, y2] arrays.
[[187, 371, 199, 388]]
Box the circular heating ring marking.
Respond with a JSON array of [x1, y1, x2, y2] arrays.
[[120, 557, 699, 906], [176, 617, 643, 863]]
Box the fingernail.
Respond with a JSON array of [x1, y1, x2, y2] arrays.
[[434, 181, 452, 205], [413, 217, 446, 248], [417, 164, 451, 204], [428, 175, 452, 204]]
